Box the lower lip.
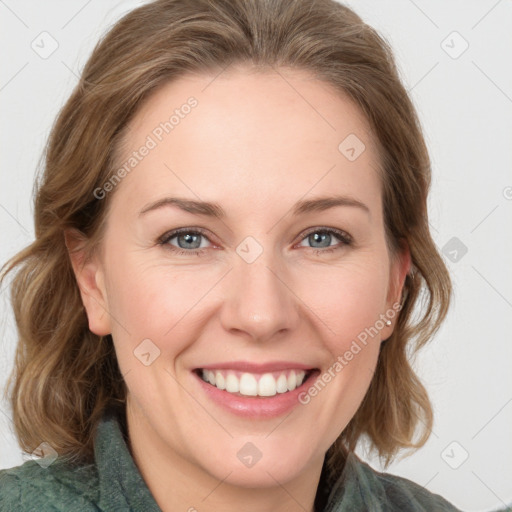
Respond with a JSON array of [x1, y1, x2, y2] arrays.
[[193, 371, 319, 419]]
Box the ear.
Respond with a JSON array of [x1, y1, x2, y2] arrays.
[[64, 228, 112, 336], [386, 238, 411, 313]]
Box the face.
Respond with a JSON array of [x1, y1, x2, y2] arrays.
[[70, 65, 409, 489]]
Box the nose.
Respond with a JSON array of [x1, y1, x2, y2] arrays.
[[219, 249, 300, 343]]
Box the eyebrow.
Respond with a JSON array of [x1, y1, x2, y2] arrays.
[[138, 195, 371, 219]]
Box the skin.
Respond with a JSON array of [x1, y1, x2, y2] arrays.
[[67, 64, 410, 512]]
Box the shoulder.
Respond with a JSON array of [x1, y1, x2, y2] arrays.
[[0, 458, 99, 512], [353, 456, 462, 511]]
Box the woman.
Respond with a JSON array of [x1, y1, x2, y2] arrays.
[[0, 0, 460, 510]]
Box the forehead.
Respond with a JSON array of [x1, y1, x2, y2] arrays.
[[112, 66, 381, 216]]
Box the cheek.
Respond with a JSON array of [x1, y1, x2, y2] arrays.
[[297, 265, 386, 446], [298, 258, 389, 347], [103, 250, 229, 369], [295, 259, 387, 413], [103, 254, 200, 355]]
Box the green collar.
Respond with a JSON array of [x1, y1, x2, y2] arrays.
[[95, 409, 161, 511]]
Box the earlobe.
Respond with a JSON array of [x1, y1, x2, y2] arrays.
[[64, 229, 112, 336]]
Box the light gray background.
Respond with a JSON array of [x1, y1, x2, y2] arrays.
[[1, 1, 511, 510]]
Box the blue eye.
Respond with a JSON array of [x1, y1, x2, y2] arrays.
[[157, 227, 352, 256], [299, 228, 352, 254], [158, 228, 211, 256]]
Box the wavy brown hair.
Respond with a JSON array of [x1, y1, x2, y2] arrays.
[[1, 0, 451, 483]]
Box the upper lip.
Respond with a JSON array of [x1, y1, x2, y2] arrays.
[[196, 361, 317, 373]]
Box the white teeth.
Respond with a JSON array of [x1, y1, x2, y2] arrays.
[[239, 373, 258, 396], [215, 371, 226, 390], [276, 374, 288, 393], [225, 373, 239, 393], [287, 371, 297, 391], [200, 369, 308, 397], [258, 373, 277, 397]]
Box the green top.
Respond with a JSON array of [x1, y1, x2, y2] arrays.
[[0, 408, 462, 511]]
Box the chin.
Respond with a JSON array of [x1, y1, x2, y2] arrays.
[[196, 436, 320, 488]]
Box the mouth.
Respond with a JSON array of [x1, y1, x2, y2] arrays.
[[193, 368, 318, 398]]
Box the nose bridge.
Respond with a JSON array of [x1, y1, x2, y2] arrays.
[[220, 236, 299, 340]]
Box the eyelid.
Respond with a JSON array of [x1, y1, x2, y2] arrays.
[[296, 226, 353, 245], [158, 225, 353, 255], [158, 226, 215, 245]]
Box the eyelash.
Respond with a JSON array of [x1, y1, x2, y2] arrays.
[[157, 227, 353, 257]]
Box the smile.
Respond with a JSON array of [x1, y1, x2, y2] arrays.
[[198, 368, 313, 397]]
